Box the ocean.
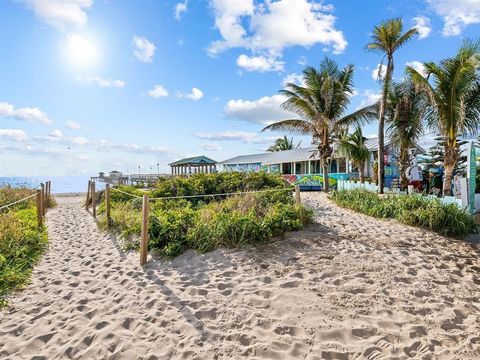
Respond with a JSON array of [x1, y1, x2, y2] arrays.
[[0, 176, 106, 194]]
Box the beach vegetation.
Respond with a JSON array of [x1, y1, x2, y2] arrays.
[[98, 173, 313, 256], [0, 187, 49, 308], [330, 189, 475, 237], [267, 136, 301, 152]]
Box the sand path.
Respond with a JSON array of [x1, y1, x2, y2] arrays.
[[1, 194, 479, 359]]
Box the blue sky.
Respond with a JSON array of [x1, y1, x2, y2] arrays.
[[1, 0, 479, 176]]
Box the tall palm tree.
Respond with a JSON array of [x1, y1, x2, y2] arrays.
[[262, 58, 377, 192], [267, 136, 301, 152], [366, 18, 418, 193], [407, 39, 480, 196], [387, 79, 425, 190], [336, 127, 370, 183]]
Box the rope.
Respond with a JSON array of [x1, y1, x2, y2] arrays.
[[110, 187, 143, 199], [0, 193, 37, 211], [148, 187, 294, 201]]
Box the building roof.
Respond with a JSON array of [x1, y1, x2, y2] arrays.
[[219, 147, 320, 166], [169, 155, 217, 166]]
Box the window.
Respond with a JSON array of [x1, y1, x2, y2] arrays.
[[282, 163, 292, 174]]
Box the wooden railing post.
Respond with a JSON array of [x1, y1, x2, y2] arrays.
[[294, 185, 301, 205], [40, 183, 46, 215], [105, 184, 111, 226], [48, 181, 51, 205], [140, 194, 149, 266], [86, 180, 91, 209], [36, 189, 43, 229], [91, 181, 96, 218]]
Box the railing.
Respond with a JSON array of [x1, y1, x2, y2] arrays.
[[86, 181, 300, 266], [0, 181, 52, 228]]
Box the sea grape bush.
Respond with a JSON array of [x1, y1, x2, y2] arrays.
[[330, 189, 475, 237], [99, 172, 313, 256]]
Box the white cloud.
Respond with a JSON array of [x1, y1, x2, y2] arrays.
[[34, 130, 89, 146], [96, 140, 171, 155], [357, 90, 381, 110], [427, 0, 480, 36], [148, 85, 169, 99], [371, 64, 386, 81], [236, 54, 284, 72], [406, 61, 427, 77], [65, 120, 89, 130], [413, 16, 432, 39], [20, 0, 93, 30], [0, 102, 52, 124], [49, 129, 63, 138], [0, 129, 28, 142], [194, 131, 275, 144], [76, 76, 125, 88], [133, 36, 156, 63], [177, 87, 204, 101], [208, 0, 346, 70], [282, 72, 305, 87], [175, 1, 188, 20], [224, 94, 295, 125], [197, 143, 222, 151]]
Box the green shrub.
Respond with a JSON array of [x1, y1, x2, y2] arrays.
[[330, 189, 475, 237], [101, 174, 310, 256], [0, 206, 47, 308]]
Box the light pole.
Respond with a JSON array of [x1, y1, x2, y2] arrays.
[[157, 163, 159, 175], [150, 167, 152, 175], [138, 166, 140, 176]]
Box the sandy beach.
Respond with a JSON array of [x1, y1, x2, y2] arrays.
[[0, 193, 479, 359]]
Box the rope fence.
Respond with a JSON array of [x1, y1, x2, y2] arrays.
[[86, 180, 301, 266], [0, 181, 52, 229]]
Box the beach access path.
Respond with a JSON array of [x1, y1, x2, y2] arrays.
[[0, 194, 479, 359]]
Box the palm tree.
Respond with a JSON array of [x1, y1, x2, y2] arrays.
[[407, 39, 480, 196], [387, 79, 425, 190], [336, 127, 370, 183], [262, 58, 377, 192], [267, 136, 301, 152], [366, 18, 418, 193]]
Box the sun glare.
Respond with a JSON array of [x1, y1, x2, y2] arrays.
[[65, 34, 98, 69]]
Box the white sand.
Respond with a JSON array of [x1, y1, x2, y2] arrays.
[[0, 193, 479, 359]]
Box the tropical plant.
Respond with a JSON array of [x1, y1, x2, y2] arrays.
[[387, 79, 426, 190], [267, 136, 301, 152], [407, 39, 480, 196], [262, 58, 377, 192], [330, 189, 475, 237], [336, 127, 370, 183], [366, 18, 418, 193]]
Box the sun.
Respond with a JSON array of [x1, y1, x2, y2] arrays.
[[65, 34, 98, 69]]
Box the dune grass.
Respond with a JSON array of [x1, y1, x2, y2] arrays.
[[98, 172, 313, 256], [0, 187, 50, 308], [329, 189, 475, 238]]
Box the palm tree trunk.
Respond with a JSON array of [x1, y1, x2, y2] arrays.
[[377, 56, 394, 194], [359, 161, 365, 184], [399, 147, 409, 191], [443, 145, 457, 196], [322, 163, 330, 192]]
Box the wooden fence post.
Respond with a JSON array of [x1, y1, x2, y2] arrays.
[[36, 189, 43, 229], [86, 180, 91, 209], [294, 185, 301, 205], [140, 194, 149, 266], [105, 184, 111, 226], [40, 183, 46, 215], [91, 181, 96, 218]]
